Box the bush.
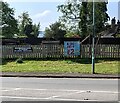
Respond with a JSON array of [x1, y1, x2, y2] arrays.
[[16, 58, 23, 64], [65, 60, 73, 64]]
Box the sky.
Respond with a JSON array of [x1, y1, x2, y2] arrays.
[[4, 0, 120, 32], [118, 1, 120, 20], [7, 2, 64, 31]]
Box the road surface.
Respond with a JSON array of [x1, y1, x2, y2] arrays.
[[1, 77, 119, 101]]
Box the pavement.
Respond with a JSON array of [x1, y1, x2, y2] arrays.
[[1, 72, 119, 79]]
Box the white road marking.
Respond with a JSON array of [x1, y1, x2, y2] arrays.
[[2, 87, 78, 92], [2, 88, 17, 91], [2, 87, 119, 94], [0, 96, 49, 100], [47, 90, 87, 99], [2, 88, 47, 91], [2, 90, 10, 92], [0, 96, 99, 101], [14, 88, 21, 90], [1, 95, 82, 101], [1, 87, 119, 101]]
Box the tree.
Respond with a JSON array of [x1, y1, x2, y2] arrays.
[[65, 29, 80, 38], [24, 21, 33, 38], [44, 22, 66, 39], [57, 0, 81, 32], [86, 2, 110, 36], [58, 0, 110, 38], [18, 12, 40, 38], [32, 23, 40, 37], [79, 2, 88, 38], [1, 2, 19, 38], [18, 12, 32, 37]]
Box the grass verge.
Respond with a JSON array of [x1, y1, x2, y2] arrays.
[[1, 59, 119, 74]]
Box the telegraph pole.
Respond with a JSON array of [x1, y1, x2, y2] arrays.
[[92, 0, 95, 74]]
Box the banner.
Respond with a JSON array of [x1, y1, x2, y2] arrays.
[[64, 41, 80, 56], [13, 47, 33, 53]]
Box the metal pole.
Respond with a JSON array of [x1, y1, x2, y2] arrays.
[[92, 0, 95, 74]]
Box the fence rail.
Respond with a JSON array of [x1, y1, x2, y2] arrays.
[[1, 44, 120, 59]]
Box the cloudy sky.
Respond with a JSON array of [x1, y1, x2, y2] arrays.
[[4, 0, 119, 31]]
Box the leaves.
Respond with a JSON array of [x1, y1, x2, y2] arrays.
[[1, 2, 19, 38], [57, 0, 81, 32], [58, 0, 110, 38], [44, 22, 66, 39], [18, 12, 32, 37], [18, 12, 40, 38], [33, 22, 40, 37]]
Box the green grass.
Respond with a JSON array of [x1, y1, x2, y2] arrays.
[[1, 59, 119, 74]]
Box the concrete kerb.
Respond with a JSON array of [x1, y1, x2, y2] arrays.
[[1, 72, 119, 79]]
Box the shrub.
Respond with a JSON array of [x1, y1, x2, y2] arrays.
[[16, 58, 23, 64]]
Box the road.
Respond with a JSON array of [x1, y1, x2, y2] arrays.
[[1, 77, 119, 102]]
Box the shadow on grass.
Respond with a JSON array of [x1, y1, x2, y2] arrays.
[[1, 59, 15, 65], [1, 58, 25, 65], [1, 58, 119, 65], [1, 58, 60, 65], [70, 58, 120, 64], [1, 59, 7, 65]]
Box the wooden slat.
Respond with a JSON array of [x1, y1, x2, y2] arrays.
[[2, 44, 120, 59]]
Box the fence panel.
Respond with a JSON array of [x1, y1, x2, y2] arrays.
[[2, 44, 63, 59], [2, 44, 120, 59], [95, 44, 120, 58], [81, 45, 91, 58]]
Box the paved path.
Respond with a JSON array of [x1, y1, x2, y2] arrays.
[[1, 77, 119, 102]]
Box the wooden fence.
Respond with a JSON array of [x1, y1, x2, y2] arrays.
[[1, 44, 120, 59], [81, 44, 120, 58]]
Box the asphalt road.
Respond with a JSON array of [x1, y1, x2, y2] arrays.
[[1, 77, 119, 102]]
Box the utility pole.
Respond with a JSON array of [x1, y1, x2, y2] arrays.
[[92, 0, 95, 74]]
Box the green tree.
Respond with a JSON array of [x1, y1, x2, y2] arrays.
[[85, 2, 110, 36], [18, 12, 40, 38], [44, 22, 66, 39], [1, 2, 18, 38], [57, 0, 81, 32], [79, 2, 88, 38], [58, 0, 110, 38], [65, 29, 80, 38], [18, 12, 32, 37], [32, 23, 40, 37]]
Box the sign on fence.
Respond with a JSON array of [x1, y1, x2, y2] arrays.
[[64, 41, 80, 57], [13, 47, 33, 53]]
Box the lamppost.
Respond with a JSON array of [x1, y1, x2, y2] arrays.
[[92, 0, 95, 74]]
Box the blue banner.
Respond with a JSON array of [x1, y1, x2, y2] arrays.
[[64, 41, 80, 56]]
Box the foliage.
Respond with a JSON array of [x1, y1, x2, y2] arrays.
[[58, 0, 110, 38], [1, 2, 40, 38], [65, 31, 80, 38], [16, 58, 23, 64], [18, 12, 40, 38], [32, 23, 40, 37], [79, 2, 88, 38], [86, 2, 110, 35], [18, 12, 32, 37], [58, 0, 81, 32], [116, 34, 120, 38], [1, 2, 19, 38], [44, 22, 66, 39]]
